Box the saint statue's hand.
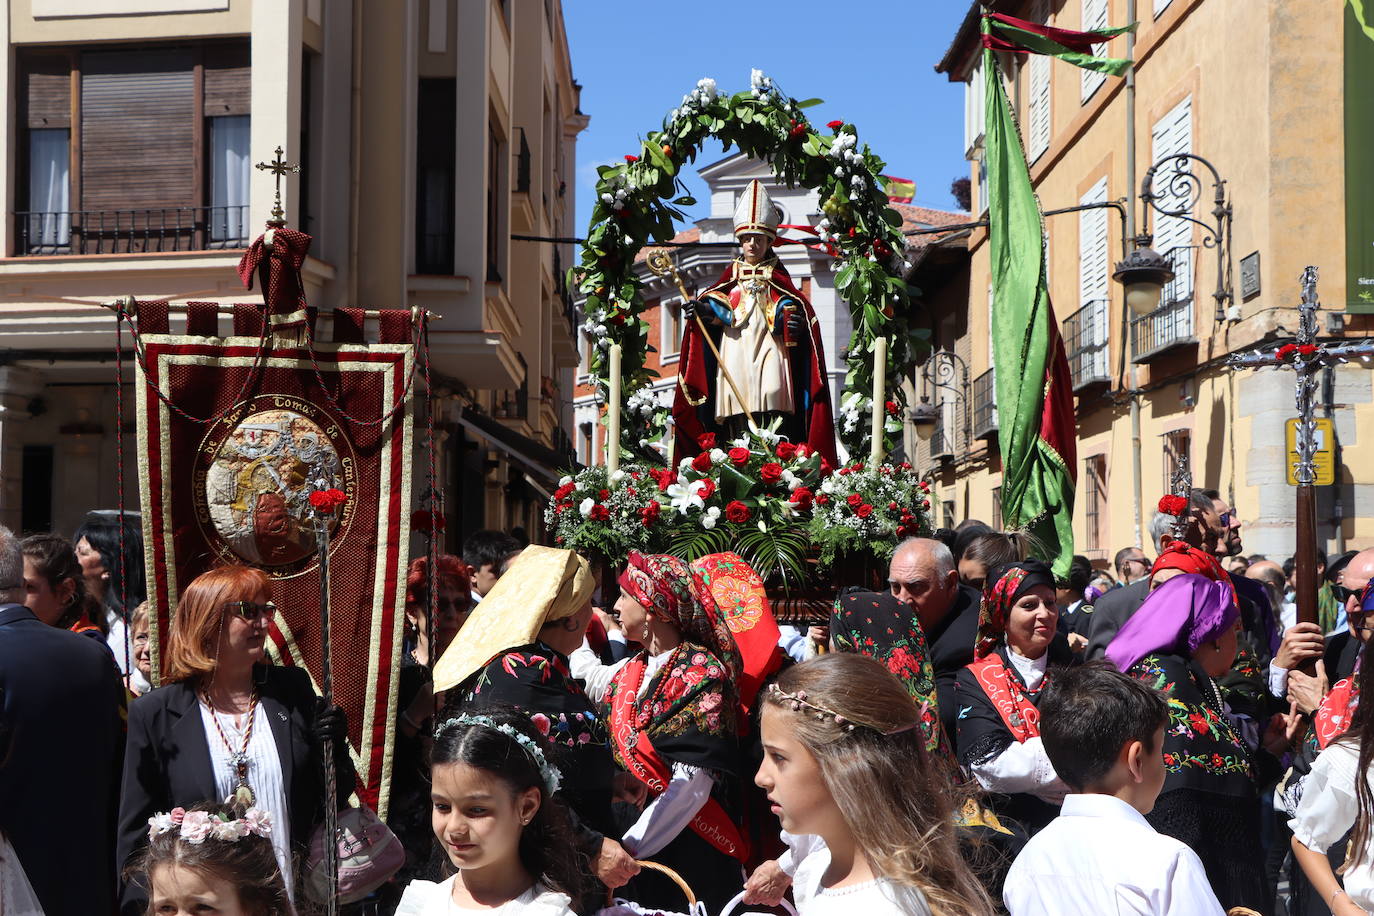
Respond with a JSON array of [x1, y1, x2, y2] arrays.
[[785, 308, 806, 340], [682, 299, 699, 322]]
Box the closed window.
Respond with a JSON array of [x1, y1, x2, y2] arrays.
[[1027, 0, 1052, 162], [1085, 454, 1108, 550], [1081, 0, 1109, 102], [1151, 96, 1194, 308]]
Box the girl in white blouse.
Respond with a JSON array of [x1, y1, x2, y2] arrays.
[[750, 654, 995, 916], [396, 710, 581, 916], [1291, 646, 1374, 916]]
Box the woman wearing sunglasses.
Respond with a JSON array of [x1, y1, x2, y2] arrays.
[[114, 565, 354, 914]]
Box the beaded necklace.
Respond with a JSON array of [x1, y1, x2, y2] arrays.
[[202, 687, 260, 807]]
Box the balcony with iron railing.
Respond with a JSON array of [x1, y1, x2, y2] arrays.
[[14, 206, 250, 256], [1064, 299, 1111, 391], [1131, 246, 1197, 363], [972, 368, 998, 439]]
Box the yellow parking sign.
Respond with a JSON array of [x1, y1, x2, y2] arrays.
[[1285, 417, 1336, 486]]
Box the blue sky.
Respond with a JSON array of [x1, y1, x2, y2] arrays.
[[564, 1, 973, 233]]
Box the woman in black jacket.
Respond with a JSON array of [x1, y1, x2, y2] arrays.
[[116, 565, 352, 914]]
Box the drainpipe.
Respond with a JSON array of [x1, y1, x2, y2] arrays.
[[1125, 0, 1144, 549]]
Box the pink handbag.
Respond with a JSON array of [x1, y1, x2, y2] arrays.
[[304, 806, 405, 904]]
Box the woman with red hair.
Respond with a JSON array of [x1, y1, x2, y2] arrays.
[[115, 565, 353, 912]]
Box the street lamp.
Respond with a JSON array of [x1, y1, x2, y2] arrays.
[[1115, 152, 1234, 321], [911, 350, 970, 451], [911, 398, 939, 441]]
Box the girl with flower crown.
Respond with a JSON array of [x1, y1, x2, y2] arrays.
[[134, 802, 290, 916], [395, 709, 583, 915], [749, 653, 994, 916]]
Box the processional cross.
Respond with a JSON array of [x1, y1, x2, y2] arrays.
[[1228, 267, 1374, 625], [255, 146, 299, 226]]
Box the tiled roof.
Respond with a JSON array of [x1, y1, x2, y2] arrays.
[[891, 202, 973, 252], [632, 227, 700, 263]]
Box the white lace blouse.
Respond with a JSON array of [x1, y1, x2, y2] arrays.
[[395, 876, 574, 915]]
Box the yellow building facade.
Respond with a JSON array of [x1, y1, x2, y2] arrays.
[[928, 0, 1370, 564], [0, 0, 586, 543]]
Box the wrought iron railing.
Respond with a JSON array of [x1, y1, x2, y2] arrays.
[[15, 206, 249, 255], [972, 368, 998, 438], [930, 411, 954, 460], [1064, 299, 1111, 389], [1131, 246, 1196, 361]]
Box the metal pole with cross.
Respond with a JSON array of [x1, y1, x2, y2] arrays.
[[255, 146, 299, 227], [1228, 267, 1374, 625]]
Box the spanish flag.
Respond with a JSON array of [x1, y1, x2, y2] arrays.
[[880, 175, 915, 203]]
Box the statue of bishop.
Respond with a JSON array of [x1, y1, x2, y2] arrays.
[[671, 180, 837, 469]]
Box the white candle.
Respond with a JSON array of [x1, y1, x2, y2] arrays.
[[870, 336, 888, 466], [607, 344, 622, 474]]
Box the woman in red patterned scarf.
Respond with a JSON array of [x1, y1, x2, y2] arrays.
[[954, 559, 1073, 836], [603, 551, 747, 913]]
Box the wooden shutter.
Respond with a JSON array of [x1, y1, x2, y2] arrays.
[[1028, 0, 1051, 162], [80, 48, 195, 213], [204, 42, 250, 116], [1080, 0, 1108, 102], [1078, 177, 1110, 376], [23, 54, 71, 129], [1151, 96, 1194, 305], [1154, 0, 1175, 16]]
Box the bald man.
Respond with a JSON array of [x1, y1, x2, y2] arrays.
[[1270, 548, 1374, 708], [887, 537, 982, 746]]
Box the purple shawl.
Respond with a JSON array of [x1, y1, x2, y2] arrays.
[[1105, 574, 1239, 674]]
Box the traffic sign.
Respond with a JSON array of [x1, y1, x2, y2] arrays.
[[1285, 417, 1336, 486]]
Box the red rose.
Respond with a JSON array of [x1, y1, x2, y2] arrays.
[[624, 154, 639, 163], [816, 494, 830, 505], [640, 501, 661, 527], [697, 433, 717, 450], [697, 478, 717, 499], [1158, 494, 1189, 516], [692, 452, 713, 472], [725, 500, 751, 524], [918, 480, 930, 492], [888, 501, 899, 511], [599, 489, 611, 501], [827, 120, 844, 129], [775, 441, 798, 461], [554, 482, 576, 501], [790, 486, 814, 508], [760, 462, 783, 483], [1298, 343, 1319, 357], [589, 504, 610, 522], [729, 447, 751, 466], [847, 493, 863, 508], [857, 503, 874, 518], [852, 463, 864, 472], [885, 400, 899, 416], [902, 462, 913, 471], [789, 121, 807, 138], [650, 467, 674, 492], [795, 444, 810, 458]]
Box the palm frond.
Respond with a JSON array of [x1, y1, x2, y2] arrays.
[[734, 527, 811, 590], [666, 525, 733, 563]]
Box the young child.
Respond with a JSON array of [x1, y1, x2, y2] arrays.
[[396, 709, 582, 915], [751, 653, 994, 916], [135, 802, 290, 916], [1003, 663, 1225, 915]]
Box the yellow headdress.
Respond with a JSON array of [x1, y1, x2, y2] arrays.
[[733, 179, 780, 240], [431, 545, 593, 692]]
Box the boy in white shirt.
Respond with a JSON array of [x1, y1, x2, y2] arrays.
[[1003, 663, 1225, 916]]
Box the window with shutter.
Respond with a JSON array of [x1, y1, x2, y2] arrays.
[[1028, 1, 1052, 162], [1081, 0, 1109, 102], [965, 55, 986, 158], [1154, 0, 1175, 17], [1078, 177, 1110, 381], [1151, 96, 1194, 313]]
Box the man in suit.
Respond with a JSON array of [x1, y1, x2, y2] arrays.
[[0, 523, 125, 914]]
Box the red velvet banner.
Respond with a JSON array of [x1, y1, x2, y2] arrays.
[[134, 303, 414, 816]]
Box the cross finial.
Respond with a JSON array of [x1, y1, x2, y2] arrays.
[[255, 146, 299, 227]]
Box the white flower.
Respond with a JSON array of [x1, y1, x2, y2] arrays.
[[147, 812, 176, 838], [600, 192, 613, 204], [679, 457, 695, 471], [610, 470, 626, 483], [558, 475, 573, 487], [697, 77, 717, 99], [818, 218, 830, 230], [751, 68, 765, 89], [579, 497, 595, 518], [615, 188, 627, 201], [834, 166, 845, 178], [243, 808, 273, 838], [668, 480, 704, 513], [781, 469, 798, 488], [757, 428, 781, 445], [758, 519, 768, 533], [702, 506, 722, 530], [709, 448, 727, 465], [212, 819, 250, 842]]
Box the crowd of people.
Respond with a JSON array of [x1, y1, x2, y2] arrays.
[[0, 492, 1368, 916]]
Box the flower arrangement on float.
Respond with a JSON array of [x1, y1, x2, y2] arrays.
[[545, 427, 931, 587]]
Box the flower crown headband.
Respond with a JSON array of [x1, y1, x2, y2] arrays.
[[147, 805, 273, 845], [766, 683, 919, 737], [439, 714, 563, 795]]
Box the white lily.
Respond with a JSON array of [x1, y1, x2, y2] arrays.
[[757, 428, 781, 445], [667, 479, 704, 514]]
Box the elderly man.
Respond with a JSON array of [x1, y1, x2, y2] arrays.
[[1113, 545, 1151, 585], [887, 537, 982, 745], [0, 523, 125, 914]]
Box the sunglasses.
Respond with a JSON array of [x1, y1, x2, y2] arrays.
[[1218, 512, 1232, 529], [1333, 584, 1362, 604], [224, 600, 276, 622]]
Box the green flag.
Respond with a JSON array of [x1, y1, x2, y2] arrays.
[[983, 41, 1079, 578]]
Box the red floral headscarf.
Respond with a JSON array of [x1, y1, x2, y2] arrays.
[[975, 559, 1056, 658], [619, 552, 743, 681], [1150, 541, 1229, 583]]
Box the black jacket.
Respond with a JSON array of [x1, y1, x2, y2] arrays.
[[927, 584, 981, 748], [116, 664, 354, 914], [0, 604, 125, 916]]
